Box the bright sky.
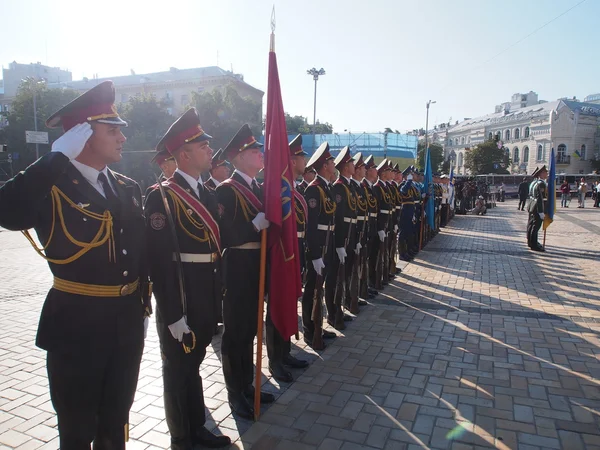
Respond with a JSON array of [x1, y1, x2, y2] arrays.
[[1, 0, 598, 133]]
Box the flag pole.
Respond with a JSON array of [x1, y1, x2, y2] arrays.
[[543, 229, 547, 248], [254, 228, 267, 420]]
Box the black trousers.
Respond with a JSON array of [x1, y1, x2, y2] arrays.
[[302, 260, 328, 337], [518, 196, 527, 210], [221, 249, 260, 395], [368, 234, 379, 287], [325, 251, 348, 322], [266, 302, 286, 364], [47, 341, 143, 450], [526, 212, 543, 248]]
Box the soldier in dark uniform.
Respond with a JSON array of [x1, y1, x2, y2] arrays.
[[216, 124, 272, 419], [398, 167, 415, 261], [526, 166, 548, 252], [388, 163, 402, 277], [302, 143, 337, 349], [411, 167, 424, 252], [144, 150, 177, 201], [350, 153, 371, 306], [362, 156, 380, 295], [325, 146, 357, 330], [204, 148, 230, 191], [144, 108, 230, 449], [373, 160, 393, 289], [297, 166, 316, 195], [518, 177, 529, 211], [0, 81, 152, 450]]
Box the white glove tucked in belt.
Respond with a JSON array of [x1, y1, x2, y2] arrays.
[[355, 243, 362, 255], [252, 212, 270, 231], [168, 316, 191, 343], [51, 122, 93, 160]]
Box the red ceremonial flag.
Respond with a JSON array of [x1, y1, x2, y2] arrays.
[[263, 33, 302, 340]]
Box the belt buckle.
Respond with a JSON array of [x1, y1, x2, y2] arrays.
[[120, 284, 129, 296]]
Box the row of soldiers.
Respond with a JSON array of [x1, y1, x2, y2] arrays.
[[0, 80, 453, 450]]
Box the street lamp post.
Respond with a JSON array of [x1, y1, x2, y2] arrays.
[[307, 68, 326, 152], [423, 100, 436, 167]]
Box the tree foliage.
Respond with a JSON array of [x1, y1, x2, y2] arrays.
[[284, 113, 333, 135], [0, 79, 79, 171], [190, 85, 262, 150], [118, 94, 173, 151], [463, 139, 511, 175], [416, 141, 444, 172]]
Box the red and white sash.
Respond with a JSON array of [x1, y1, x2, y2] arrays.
[[164, 180, 222, 253], [293, 189, 308, 218], [220, 178, 263, 212]]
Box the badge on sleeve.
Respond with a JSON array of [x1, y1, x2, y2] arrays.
[[218, 204, 225, 217], [336, 194, 342, 203], [150, 213, 166, 230], [308, 198, 318, 208]]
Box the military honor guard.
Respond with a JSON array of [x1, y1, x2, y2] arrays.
[[350, 153, 371, 307], [373, 160, 393, 289], [362, 155, 380, 296], [301, 143, 337, 349], [0, 81, 152, 449], [144, 108, 230, 449], [216, 124, 273, 419], [399, 167, 417, 261], [204, 148, 230, 191], [526, 165, 548, 252], [325, 146, 358, 330], [297, 166, 316, 195], [145, 150, 177, 198]]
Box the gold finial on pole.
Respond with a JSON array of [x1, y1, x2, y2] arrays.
[[270, 5, 276, 51]]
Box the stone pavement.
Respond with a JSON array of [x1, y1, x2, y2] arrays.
[[1, 200, 600, 450]]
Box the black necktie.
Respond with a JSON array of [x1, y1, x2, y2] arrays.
[[98, 172, 119, 211], [251, 180, 261, 199], [197, 182, 205, 202]]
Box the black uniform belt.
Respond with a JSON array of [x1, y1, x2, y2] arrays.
[[53, 277, 139, 297], [230, 242, 261, 250], [174, 252, 218, 263]]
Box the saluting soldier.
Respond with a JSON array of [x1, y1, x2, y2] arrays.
[[204, 148, 230, 191], [0, 81, 152, 449], [526, 165, 548, 252], [373, 160, 393, 288], [362, 155, 380, 296], [266, 134, 309, 383], [301, 143, 337, 349], [297, 166, 316, 195], [325, 146, 357, 330], [144, 108, 230, 449], [216, 124, 273, 419]]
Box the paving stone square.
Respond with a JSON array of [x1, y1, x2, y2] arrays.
[[1, 200, 599, 449]]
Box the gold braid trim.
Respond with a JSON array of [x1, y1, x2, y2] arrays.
[[168, 191, 210, 245], [232, 188, 258, 222], [355, 191, 367, 212], [365, 189, 378, 209], [339, 184, 357, 212], [294, 202, 306, 225], [22, 186, 115, 264], [318, 186, 336, 215], [379, 185, 391, 204]]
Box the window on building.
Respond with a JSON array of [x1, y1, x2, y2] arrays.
[[513, 147, 519, 163], [580, 144, 586, 160], [557, 144, 566, 161], [515, 128, 520, 139], [523, 146, 529, 163], [165, 91, 171, 99], [461, 137, 465, 145], [524, 127, 530, 138], [538, 144, 546, 161], [488, 132, 493, 141], [495, 132, 501, 141], [181, 94, 189, 105], [505, 129, 511, 141], [197, 86, 205, 92], [458, 153, 463, 167]]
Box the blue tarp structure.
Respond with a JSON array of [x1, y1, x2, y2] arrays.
[[259, 132, 417, 159]]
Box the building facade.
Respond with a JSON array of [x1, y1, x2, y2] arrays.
[[444, 94, 600, 176]]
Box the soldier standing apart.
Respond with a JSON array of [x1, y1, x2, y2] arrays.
[[216, 124, 273, 419], [526, 165, 548, 252], [0, 81, 152, 449], [302, 143, 337, 349], [144, 108, 230, 449], [325, 146, 358, 330], [204, 148, 230, 191], [518, 177, 529, 211], [266, 134, 309, 383]]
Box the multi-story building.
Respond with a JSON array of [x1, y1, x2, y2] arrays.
[[47, 66, 264, 116], [445, 93, 600, 175], [584, 93, 600, 104]]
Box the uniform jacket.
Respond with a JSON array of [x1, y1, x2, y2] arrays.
[[304, 175, 335, 261], [332, 176, 358, 250]]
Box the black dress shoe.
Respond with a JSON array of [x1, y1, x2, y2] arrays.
[[358, 299, 368, 306], [343, 313, 353, 322], [322, 330, 336, 339], [368, 293, 375, 299], [193, 426, 231, 448], [269, 362, 293, 382], [283, 354, 309, 368], [228, 392, 254, 420], [303, 335, 327, 350], [244, 386, 275, 404], [368, 287, 379, 296]]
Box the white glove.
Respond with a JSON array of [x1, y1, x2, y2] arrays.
[[51, 122, 93, 160], [144, 317, 149, 339], [168, 316, 191, 342], [355, 243, 362, 255], [378, 230, 386, 242], [312, 258, 325, 276], [252, 212, 270, 231], [539, 212, 545, 220], [336, 247, 347, 265], [422, 193, 426, 198], [394, 225, 399, 233]]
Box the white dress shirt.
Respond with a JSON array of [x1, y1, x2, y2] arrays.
[[175, 168, 203, 198], [208, 176, 221, 188], [234, 169, 256, 189], [70, 160, 115, 199]]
